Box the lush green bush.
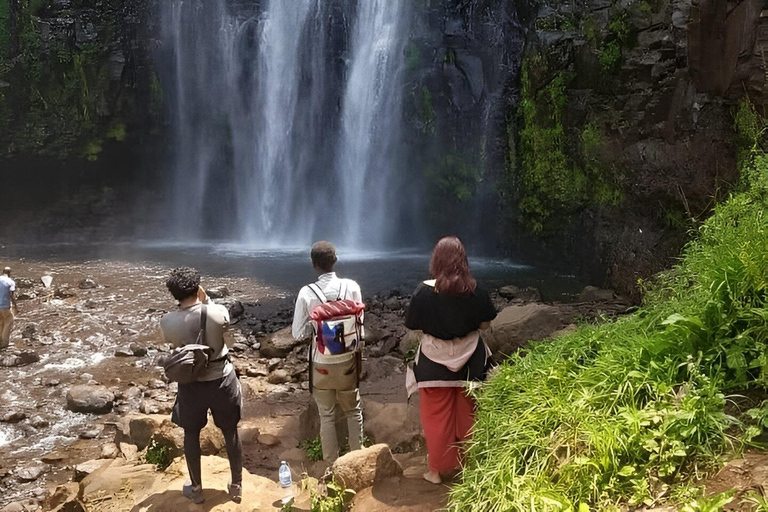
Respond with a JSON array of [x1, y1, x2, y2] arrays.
[[451, 103, 768, 511]]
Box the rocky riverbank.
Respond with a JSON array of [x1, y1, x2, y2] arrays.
[[0, 255, 630, 511]]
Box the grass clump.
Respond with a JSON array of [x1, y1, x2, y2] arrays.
[[144, 440, 172, 470], [451, 101, 768, 511], [301, 436, 323, 462], [311, 481, 355, 512]]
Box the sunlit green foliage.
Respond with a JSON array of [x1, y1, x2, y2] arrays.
[[310, 482, 355, 512], [451, 101, 768, 511], [516, 55, 621, 233]]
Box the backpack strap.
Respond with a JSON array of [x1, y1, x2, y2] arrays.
[[338, 280, 347, 301], [198, 305, 207, 345], [308, 283, 327, 303]]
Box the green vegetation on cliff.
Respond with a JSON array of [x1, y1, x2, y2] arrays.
[[515, 54, 621, 233], [0, 0, 154, 159], [452, 101, 768, 510]]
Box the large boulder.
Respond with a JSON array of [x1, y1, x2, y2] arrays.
[[259, 327, 305, 358], [331, 444, 403, 492], [66, 385, 114, 414], [115, 413, 224, 457], [483, 304, 566, 358]]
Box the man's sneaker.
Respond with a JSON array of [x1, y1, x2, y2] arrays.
[[182, 482, 205, 504], [228, 482, 242, 503]]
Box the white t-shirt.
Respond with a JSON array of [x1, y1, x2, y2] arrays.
[[292, 272, 363, 340], [0, 276, 15, 310]]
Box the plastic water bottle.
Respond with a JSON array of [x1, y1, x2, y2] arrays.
[[279, 460, 293, 504]]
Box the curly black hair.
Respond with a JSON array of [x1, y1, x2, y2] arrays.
[[166, 267, 200, 301]]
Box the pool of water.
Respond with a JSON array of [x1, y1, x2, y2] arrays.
[[0, 241, 584, 300]]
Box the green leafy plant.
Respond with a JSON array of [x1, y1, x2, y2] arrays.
[[144, 440, 172, 470], [680, 491, 734, 512], [301, 437, 324, 462], [311, 481, 356, 512], [743, 490, 768, 511]]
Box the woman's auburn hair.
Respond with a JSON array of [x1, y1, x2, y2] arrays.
[[429, 236, 477, 296]]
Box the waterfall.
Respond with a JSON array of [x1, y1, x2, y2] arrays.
[[159, 0, 410, 248], [338, 0, 409, 247]]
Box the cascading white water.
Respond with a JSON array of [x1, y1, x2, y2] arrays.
[[338, 0, 409, 247], [160, 0, 410, 248]]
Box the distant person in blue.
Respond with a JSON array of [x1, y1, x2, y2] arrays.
[[0, 267, 18, 350], [292, 241, 365, 462]]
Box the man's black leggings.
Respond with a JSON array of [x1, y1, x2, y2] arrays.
[[184, 426, 242, 488]]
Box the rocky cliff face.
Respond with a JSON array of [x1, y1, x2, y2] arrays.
[[507, 0, 768, 297], [0, 0, 159, 160], [403, 0, 525, 245]]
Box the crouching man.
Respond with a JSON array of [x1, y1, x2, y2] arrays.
[[292, 242, 365, 462], [160, 267, 243, 504]]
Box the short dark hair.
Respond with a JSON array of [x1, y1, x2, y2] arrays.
[[311, 241, 337, 272], [166, 267, 200, 301]]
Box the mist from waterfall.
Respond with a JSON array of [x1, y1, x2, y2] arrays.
[[159, 0, 411, 249]]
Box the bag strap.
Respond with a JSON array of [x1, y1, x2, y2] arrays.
[[338, 280, 347, 301], [199, 304, 208, 345], [308, 283, 327, 303]]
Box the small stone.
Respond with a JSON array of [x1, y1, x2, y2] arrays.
[[1, 412, 26, 423], [246, 365, 269, 378], [267, 369, 290, 385], [0, 501, 25, 512], [268, 358, 282, 371], [30, 416, 49, 429], [206, 286, 230, 299], [228, 300, 245, 319], [73, 460, 107, 482], [79, 427, 102, 439], [114, 347, 134, 357], [66, 385, 115, 414], [129, 342, 147, 357], [78, 278, 97, 289], [41, 452, 66, 464], [119, 442, 139, 461], [139, 399, 171, 415], [257, 434, 280, 446], [21, 324, 37, 339], [232, 343, 248, 353], [100, 443, 120, 459], [384, 297, 401, 310], [15, 278, 34, 289], [79, 373, 93, 381], [0, 351, 40, 367], [44, 378, 61, 387], [54, 286, 77, 299], [16, 463, 47, 482], [578, 286, 615, 302], [146, 378, 166, 389]]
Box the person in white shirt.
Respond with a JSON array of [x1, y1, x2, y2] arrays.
[[0, 267, 18, 350], [292, 241, 364, 462]]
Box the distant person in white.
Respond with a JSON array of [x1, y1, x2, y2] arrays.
[[292, 241, 364, 462], [0, 267, 18, 350]]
